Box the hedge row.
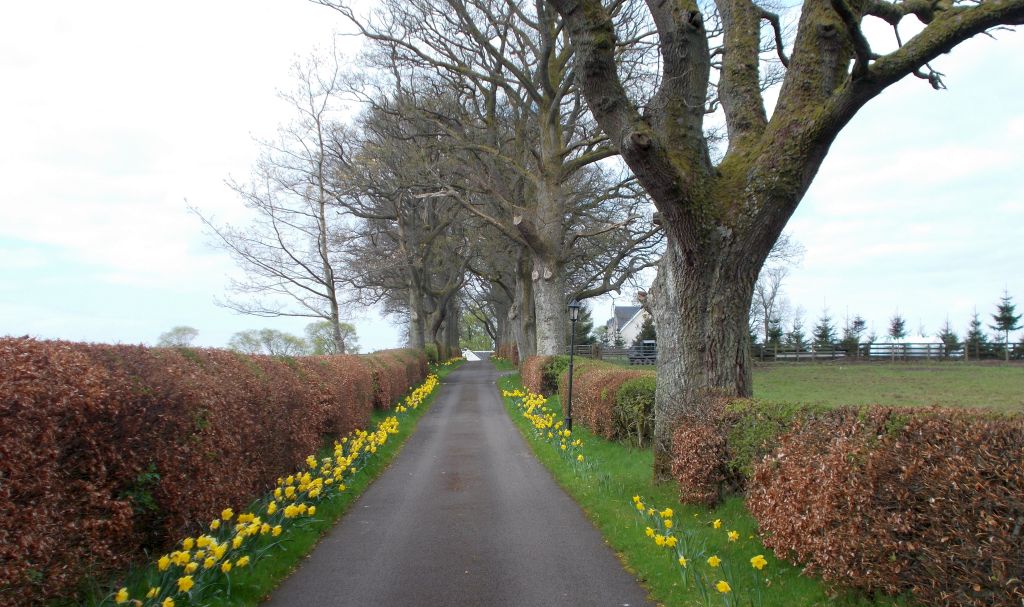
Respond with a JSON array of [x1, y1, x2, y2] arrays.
[[669, 395, 1024, 606], [522, 355, 656, 446], [670, 399, 831, 506], [748, 406, 1024, 607], [0, 338, 426, 606]]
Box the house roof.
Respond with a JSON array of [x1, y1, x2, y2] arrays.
[[607, 306, 642, 330]]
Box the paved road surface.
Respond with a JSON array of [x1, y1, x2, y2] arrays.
[[262, 360, 652, 607]]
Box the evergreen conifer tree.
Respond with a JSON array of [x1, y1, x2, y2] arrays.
[[766, 315, 784, 350], [785, 316, 806, 350], [840, 314, 867, 357], [965, 309, 988, 360], [989, 290, 1022, 361], [887, 312, 907, 361], [936, 318, 960, 359], [568, 303, 597, 346], [812, 310, 837, 349]]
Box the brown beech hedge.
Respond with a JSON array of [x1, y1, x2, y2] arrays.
[[0, 338, 426, 606], [747, 405, 1024, 607]]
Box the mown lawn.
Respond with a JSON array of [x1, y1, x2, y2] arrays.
[[498, 375, 911, 607], [752, 362, 1024, 412]]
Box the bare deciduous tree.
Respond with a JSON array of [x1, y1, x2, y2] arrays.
[[194, 55, 354, 353]]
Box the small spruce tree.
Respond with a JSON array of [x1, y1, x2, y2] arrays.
[[840, 314, 867, 357], [888, 312, 907, 361], [989, 290, 1022, 361], [766, 314, 784, 350], [812, 310, 837, 349], [965, 309, 988, 360], [786, 315, 806, 350], [936, 318, 960, 359]]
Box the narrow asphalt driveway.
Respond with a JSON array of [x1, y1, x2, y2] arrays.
[[262, 360, 652, 607]]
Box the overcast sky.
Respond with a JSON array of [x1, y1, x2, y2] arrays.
[[1, 3, 1022, 349]]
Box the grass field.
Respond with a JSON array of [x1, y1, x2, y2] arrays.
[[752, 362, 1024, 412]]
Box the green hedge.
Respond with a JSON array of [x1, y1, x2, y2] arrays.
[[521, 355, 657, 446]]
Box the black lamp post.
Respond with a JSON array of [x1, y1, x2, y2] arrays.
[[565, 299, 581, 431]]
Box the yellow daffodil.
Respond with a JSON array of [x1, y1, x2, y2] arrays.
[[267, 501, 278, 515], [182, 537, 194, 551], [645, 527, 655, 537], [210, 519, 220, 530], [272, 525, 283, 537], [177, 575, 194, 593], [716, 580, 731, 593], [203, 557, 216, 569], [576, 454, 584, 462], [632, 495, 641, 503], [708, 555, 721, 568], [664, 520, 673, 529], [232, 535, 244, 549], [146, 587, 158, 599], [162, 598, 175, 607], [666, 536, 678, 548], [184, 562, 198, 574], [221, 562, 232, 574], [115, 587, 129, 604], [678, 555, 688, 568], [158, 555, 170, 571], [712, 519, 722, 529], [728, 530, 739, 542], [196, 536, 210, 549], [660, 508, 673, 518], [221, 508, 234, 521], [308, 506, 317, 516], [236, 556, 250, 568], [260, 523, 271, 535], [751, 554, 768, 570], [654, 535, 666, 547]]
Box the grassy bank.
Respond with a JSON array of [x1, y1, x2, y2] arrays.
[[499, 374, 909, 607]]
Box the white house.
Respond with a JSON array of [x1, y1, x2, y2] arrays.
[[606, 305, 650, 347]]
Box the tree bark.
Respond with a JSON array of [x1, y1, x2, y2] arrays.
[[407, 289, 426, 350], [532, 253, 567, 356], [650, 232, 758, 479], [510, 252, 537, 362]]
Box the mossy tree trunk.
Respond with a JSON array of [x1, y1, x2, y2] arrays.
[[551, 0, 1024, 480]]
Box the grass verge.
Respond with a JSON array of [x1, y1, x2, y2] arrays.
[[86, 361, 463, 607], [490, 355, 517, 372], [498, 373, 910, 607]]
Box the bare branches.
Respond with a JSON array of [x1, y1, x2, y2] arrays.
[[831, 0, 874, 78], [757, 7, 790, 67]]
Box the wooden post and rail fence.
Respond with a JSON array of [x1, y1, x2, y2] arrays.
[[565, 342, 1023, 363]]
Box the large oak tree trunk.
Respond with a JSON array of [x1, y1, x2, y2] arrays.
[[511, 253, 537, 362], [407, 289, 426, 350], [650, 231, 759, 480], [532, 254, 566, 356]]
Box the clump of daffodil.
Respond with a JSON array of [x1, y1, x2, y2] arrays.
[[503, 388, 590, 470], [102, 373, 441, 606]]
